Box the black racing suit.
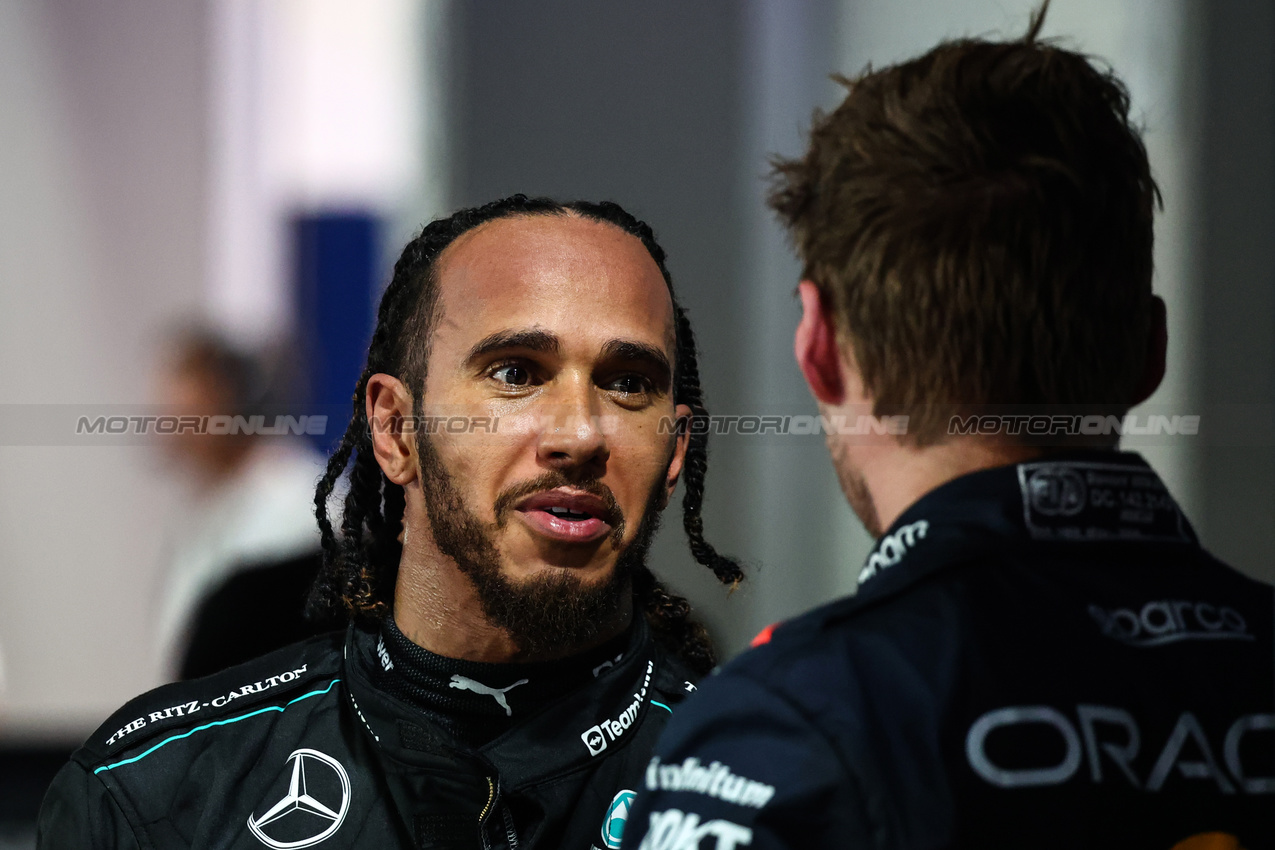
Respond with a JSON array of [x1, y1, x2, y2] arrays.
[[38, 616, 697, 849], [623, 452, 1275, 850]]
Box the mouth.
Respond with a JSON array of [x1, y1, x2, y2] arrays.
[[514, 489, 616, 544]]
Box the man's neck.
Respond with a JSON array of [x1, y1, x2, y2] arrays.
[[392, 564, 524, 663], [858, 438, 1046, 536]]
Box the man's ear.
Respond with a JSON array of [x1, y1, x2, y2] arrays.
[[795, 281, 846, 405], [366, 373, 418, 486], [1132, 295, 1168, 406], [659, 403, 694, 509]]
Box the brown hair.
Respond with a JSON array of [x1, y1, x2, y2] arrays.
[[769, 5, 1160, 443]]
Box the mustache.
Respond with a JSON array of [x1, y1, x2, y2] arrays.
[[492, 472, 624, 530]]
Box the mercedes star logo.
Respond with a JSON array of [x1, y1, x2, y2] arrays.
[[247, 748, 351, 849]]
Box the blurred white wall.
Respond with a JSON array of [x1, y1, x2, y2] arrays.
[[0, 0, 207, 738], [207, 0, 436, 346], [0, 0, 434, 741]]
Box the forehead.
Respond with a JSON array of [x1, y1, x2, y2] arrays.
[[431, 214, 676, 357]]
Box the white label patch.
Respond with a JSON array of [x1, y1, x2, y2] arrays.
[[1017, 461, 1189, 542]]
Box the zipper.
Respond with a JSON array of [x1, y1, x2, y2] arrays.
[[476, 775, 520, 850], [479, 776, 496, 822], [478, 776, 497, 850]]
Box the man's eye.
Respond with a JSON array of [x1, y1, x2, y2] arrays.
[[607, 374, 651, 394], [491, 364, 532, 386]]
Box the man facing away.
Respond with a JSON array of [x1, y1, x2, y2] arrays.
[[38, 196, 742, 849], [624, 10, 1274, 850]]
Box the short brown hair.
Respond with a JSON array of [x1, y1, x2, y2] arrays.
[[770, 7, 1160, 443]]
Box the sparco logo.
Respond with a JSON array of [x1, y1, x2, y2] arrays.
[[1089, 600, 1252, 647], [858, 520, 928, 585], [581, 661, 653, 756], [248, 748, 351, 848]]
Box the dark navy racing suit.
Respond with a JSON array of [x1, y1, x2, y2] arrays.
[[623, 452, 1274, 850]]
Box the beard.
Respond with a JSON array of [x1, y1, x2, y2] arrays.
[[826, 428, 883, 538], [415, 430, 665, 657]]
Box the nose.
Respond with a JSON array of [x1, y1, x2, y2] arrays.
[[535, 374, 610, 476]]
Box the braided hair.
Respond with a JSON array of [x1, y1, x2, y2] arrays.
[[310, 195, 743, 674]]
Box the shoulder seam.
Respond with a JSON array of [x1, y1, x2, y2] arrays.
[[93, 677, 341, 775], [87, 647, 341, 757]]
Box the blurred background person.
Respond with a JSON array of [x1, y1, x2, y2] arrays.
[[152, 327, 331, 681]]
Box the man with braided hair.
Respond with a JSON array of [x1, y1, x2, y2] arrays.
[[38, 195, 742, 850]]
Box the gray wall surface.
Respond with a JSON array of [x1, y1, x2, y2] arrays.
[[1195, 0, 1275, 581], [447, 0, 864, 656]]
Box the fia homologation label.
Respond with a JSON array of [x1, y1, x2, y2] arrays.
[[1017, 462, 1190, 542]]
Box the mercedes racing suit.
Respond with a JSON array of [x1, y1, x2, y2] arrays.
[[38, 616, 696, 849], [624, 452, 1275, 850]]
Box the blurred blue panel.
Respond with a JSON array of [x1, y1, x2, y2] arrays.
[[293, 212, 380, 454]]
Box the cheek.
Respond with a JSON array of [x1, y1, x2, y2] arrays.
[[432, 422, 538, 501], [430, 432, 500, 494], [612, 431, 677, 505]]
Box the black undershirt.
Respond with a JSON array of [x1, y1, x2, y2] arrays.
[[372, 616, 632, 749]]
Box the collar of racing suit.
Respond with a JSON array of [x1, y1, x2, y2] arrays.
[[371, 615, 632, 749], [852, 449, 1200, 604], [340, 613, 664, 847]]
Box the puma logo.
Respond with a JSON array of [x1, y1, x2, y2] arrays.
[[448, 674, 529, 716]]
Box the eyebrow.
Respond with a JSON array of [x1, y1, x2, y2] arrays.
[[465, 329, 561, 364], [600, 339, 673, 386]]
